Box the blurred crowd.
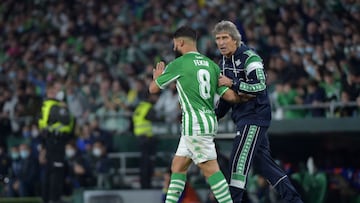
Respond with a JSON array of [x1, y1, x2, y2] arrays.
[[0, 0, 359, 201]]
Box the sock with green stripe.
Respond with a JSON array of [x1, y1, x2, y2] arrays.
[[165, 173, 186, 203], [208, 171, 233, 203]]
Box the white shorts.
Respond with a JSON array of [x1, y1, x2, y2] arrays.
[[175, 135, 217, 164]]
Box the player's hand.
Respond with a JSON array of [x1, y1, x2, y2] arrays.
[[153, 61, 165, 80], [238, 92, 256, 102], [218, 75, 233, 87]]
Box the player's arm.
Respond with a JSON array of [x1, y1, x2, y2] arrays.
[[149, 81, 160, 94], [221, 88, 253, 103], [216, 88, 246, 120], [215, 98, 231, 120], [149, 61, 165, 94]]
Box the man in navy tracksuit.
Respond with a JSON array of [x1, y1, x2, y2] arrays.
[[212, 20, 303, 203]]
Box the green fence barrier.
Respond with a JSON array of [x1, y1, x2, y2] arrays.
[[0, 197, 42, 203]]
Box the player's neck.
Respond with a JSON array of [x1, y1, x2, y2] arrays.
[[182, 46, 198, 54]]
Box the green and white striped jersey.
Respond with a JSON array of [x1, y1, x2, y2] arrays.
[[155, 52, 229, 136]]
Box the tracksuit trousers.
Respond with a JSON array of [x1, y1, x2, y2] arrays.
[[228, 124, 303, 203]]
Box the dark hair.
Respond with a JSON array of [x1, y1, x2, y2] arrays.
[[173, 26, 197, 41], [308, 79, 319, 87]]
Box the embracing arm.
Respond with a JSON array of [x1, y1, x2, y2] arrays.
[[219, 85, 256, 104]]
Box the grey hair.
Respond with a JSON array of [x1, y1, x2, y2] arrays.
[[212, 20, 242, 46]]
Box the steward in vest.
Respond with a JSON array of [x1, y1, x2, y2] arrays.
[[132, 94, 159, 189], [38, 81, 75, 203], [133, 101, 153, 138]]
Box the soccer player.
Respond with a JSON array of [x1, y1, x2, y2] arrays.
[[149, 26, 247, 203], [212, 20, 303, 203]]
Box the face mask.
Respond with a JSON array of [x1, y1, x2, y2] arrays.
[[56, 91, 65, 101], [31, 129, 39, 138], [65, 148, 75, 158], [305, 65, 316, 78], [44, 59, 55, 70], [11, 152, 19, 160], [92, 148, 102, 157], [305, 46, 314, 53], [20, 150, 29, 159], [8, 71, 16, 79], [281, 54, 290, 62]]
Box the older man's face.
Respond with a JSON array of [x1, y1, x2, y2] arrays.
[[215, 32, 237, 58]]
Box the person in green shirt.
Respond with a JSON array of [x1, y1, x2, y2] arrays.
[[149, 26, 251, 203], [292, 157, 327, 203]]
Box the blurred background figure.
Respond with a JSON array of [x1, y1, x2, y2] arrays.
[[38, 81, 75, 203], [292, 157, 327, 203], [132, 93, 159, 189], [0, 145, 11, 196], [5, 145, 21, 197], [304, 80, 327, 117], [90, 140, 112, 189], [6, 143, 39, 197], [154, 82, 180, 123], [64, 141, 94, 196]]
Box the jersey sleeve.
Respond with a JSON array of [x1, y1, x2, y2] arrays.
[[217, 77, 229, 96], [155, 60, 181, 89], [214, 63, 229, 96], [232, 50, 266, 95]]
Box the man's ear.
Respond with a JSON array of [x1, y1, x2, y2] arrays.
[[179, 39, 185, 47]]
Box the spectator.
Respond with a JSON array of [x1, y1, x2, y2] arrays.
[[29, 123, 42, 159], [304, 80, 327, 117], [23, 83, 42, 118], [321, 71, 341, 102], [88, 119, 113, 153], [65, 79, 89, 126], [132, 93, 159, 189], [0, 86, 12, 147], [94, 78, 130, 135], [76, 123, 93, 154], [154, 82, 180, 123], [292, 157, 327, 203], [6, 146, 21, 197], [64, 141, 94, 195], [90, 140, 112, 189], [7, 144, 39, 197], [276, 82, 306, 119], [0, 145, 10, 196], [335, 91, 358, 117]]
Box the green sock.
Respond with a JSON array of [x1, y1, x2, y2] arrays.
[[165, 173, 186, 203], [208, 171, 233, 203]]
